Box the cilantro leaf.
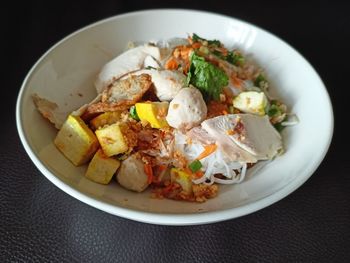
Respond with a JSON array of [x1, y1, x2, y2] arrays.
[[187, 52, 228, 100]]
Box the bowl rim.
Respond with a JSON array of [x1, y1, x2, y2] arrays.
[[16, 8, 334, 225]]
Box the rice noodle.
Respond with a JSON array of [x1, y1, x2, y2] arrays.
[[282, 113, 299, 126], [174, 131, 247, 185]]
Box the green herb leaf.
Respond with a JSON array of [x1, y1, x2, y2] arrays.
[[211, 50, 244, 66], [267, 105, 280, 117], [189, 160, 202, 173], [115, 153, 128, 161], [192, 33, 221, 47], [226, 51, 245, 66], [192, 33, 202, 42], [145, 66, 157, 70], [273, 122, 285, 132], [129, 106, 140, 121], [254, 74, 266, 87], [212, 49, 225, 59], [187, 52, 228, 100]]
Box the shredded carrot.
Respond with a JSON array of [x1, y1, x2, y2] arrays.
[[222, 110, 228, 115], [165, 58, 178, 70], [183, 61, 190, 74], [231, 74, 243, 88], [193, 170, 204, 179], [207, 100, 229, 118], [158, 165, 167, 172], [215, 47, 228, 56], [153, 164, 168, 179], [226, 129, 235, 135], [180, 47, 192, 59], [144, 164, 154, 184], [187, 36, 193, 44], [161, 183, 180, 195], [192, 42, 201, 49], [196, 144, 217, 160], [152, 165, 167, 183]]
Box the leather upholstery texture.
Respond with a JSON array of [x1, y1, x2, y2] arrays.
[[1, 1, 349, 262]]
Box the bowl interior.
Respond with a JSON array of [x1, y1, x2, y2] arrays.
[[17, 10, 333, 225]]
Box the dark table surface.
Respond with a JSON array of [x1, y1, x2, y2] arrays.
[[2, 0, 349, 262]]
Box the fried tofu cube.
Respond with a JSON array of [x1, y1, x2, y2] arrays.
[[95, 123, 128, 157], [135, 102, 169, 128], [170, 168, 193, 194], [85, 149, 120, 184], [90, 111, 121, 130], [54, 115, 99, 166]]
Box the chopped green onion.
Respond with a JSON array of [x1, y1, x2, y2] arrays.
[[226, 51, 245, 66], [189, 160, 202, 173], [115, 153, 128, 161], [273, 115, 287, 132], [254, 74, 266, 87], [192, 33, 202, 42], [208, 39, 221, 46], [267, 105, 280, 117], [273, 122, 285, 132], [145, 66, 157, 70], [129, 106, 140, 121]]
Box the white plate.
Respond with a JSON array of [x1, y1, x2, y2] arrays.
[[16, 9, 333, 225]]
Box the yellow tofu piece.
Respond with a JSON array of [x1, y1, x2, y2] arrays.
[[85, 149, 120, 184], [90, 111, 121, 130], [170, 168, 193, 194], [54, 115, 99, 166], [135, 102, 169, 128], [233, 91, 268, 116], [95, 123, 128, 157]]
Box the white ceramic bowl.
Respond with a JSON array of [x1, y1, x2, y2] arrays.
[[16, 9, 333, 225]]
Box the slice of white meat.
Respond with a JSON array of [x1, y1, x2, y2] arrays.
[[199, 122, 258, 163], [155, 37, 189, 66], [166, 88, 207, 130], [233, 114, 282, 159], [95, 45, 161, 93], [155, 37, 189, 49], [202, 114, 282, 160], [186, 126, 216, 145], [144, 55, 161, 69], [151, 70, 186, 101], [117, 154, 150, 192], [125, 38, 189, 67], [32, 93, 67, 129]]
